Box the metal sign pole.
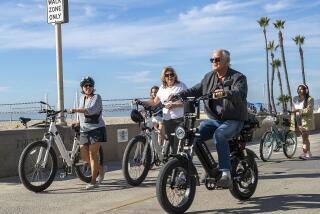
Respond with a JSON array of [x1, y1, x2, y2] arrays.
[[55, 23, 66, 125]]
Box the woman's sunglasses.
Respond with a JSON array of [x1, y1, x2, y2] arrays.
[[165, 72, 175, 78]]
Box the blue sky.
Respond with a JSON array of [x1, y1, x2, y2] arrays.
[[0, 0, 319, 108]]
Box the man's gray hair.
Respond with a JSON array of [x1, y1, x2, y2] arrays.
[[221, 49, 231, 66]]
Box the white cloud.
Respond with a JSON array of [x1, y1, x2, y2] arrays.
[[0, 0, 319, 61], [116, 70, 154, 84], [264, 1, 289, 13], [84, 6, 96, 17], [0, 86, 10, 92]]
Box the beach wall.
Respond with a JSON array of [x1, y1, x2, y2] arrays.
[[0, 113, 319, 178]]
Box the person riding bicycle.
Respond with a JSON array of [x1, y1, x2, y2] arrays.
[[135, 66, 187, 155], [70, 76, 106, 190], [169, 49, 248, 188], [150, 86, 164, 145]]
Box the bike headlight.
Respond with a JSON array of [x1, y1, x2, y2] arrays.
[[175, 126, 186, 140]]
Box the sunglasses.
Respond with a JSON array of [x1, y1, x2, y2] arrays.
[[165, 72, 175, 78], [83, 84, 93, 88], [210, 57, 221, 63]]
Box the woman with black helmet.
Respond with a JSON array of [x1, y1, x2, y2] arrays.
[[70, 76, 106, 189], [291, 84, 315, 160]]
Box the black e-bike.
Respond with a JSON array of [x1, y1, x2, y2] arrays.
[[156, 94, 259, 213]]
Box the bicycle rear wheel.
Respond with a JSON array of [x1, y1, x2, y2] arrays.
[[283, 131, 297, 158], [18, 141, 57, 192], [259, 131, 274, 161], [75, 146, 104, 183]]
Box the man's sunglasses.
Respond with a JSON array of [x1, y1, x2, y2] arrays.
[[83, 84, 93, 88], [210, 57, 221, 63], [165, 73, 175, 78]]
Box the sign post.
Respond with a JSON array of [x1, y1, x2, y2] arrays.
[[47, 0, 69, 125]]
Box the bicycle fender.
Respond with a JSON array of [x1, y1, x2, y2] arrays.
[[169, 155, 198, 178], [245, 148, 259, 159]]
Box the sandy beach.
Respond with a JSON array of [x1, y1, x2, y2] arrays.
[[0, 114, 209, 131], [0, 116, 135, 131]]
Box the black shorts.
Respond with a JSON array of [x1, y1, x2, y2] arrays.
[[80, 127, 107, 145]]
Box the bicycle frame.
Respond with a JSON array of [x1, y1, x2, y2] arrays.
[[40, 118, 80, 168], [270, 122, 288, 144]]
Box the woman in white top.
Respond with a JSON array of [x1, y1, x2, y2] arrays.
[[138, 66, 187, 154], [291, 84, 315, 160]]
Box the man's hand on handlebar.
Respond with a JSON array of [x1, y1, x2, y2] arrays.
[[211, 89, 226, 99]]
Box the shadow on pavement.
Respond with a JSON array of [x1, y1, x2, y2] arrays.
[[187, 194, 320, 214], [259, 172, 320, 180], [43, 176, 157, 194]]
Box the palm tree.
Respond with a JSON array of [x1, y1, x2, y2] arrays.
[[267, 40, 278, 114], [273, 58, 286, 113], [273, 20, 292, 110], [293, 35, 306, 85], [258, 17, 272, 114]]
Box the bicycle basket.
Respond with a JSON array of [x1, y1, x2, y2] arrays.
[[130, 109, 144, 123], [262, 115, 276, 127]]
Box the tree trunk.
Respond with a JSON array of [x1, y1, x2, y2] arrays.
[[264, 29, 272, 114], [276, 67, 285, 113], [270, 55, 277, 114], [299, 45, 306, 85], [279, 31, 292, 110]]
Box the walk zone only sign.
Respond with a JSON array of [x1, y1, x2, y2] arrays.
[[47, 0, 69, 24]]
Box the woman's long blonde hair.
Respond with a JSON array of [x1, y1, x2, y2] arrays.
[[160, 66, 179, 88]]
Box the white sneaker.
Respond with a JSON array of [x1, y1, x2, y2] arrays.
[[305, 152, 312, 159], [97, 166, 106, 184], [85, 183, 99, 190]]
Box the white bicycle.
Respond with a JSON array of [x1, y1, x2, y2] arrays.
[[122, 101, 171, 186], [18, 102, 103, 192]]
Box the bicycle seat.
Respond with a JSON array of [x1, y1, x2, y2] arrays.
[[19, 117, 31, 124]]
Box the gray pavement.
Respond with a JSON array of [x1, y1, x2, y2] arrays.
[[1, 132, 320, 214]]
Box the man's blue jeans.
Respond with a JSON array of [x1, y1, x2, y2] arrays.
[[197, 119, 244, 171]]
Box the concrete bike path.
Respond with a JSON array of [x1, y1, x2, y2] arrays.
[[1, 132, 320, 214]]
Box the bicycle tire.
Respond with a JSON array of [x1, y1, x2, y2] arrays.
[[18, 141, 57, 192], [259, 131, 274, 161], [122, 135, 151, 186], [283, 130, 297, 158], [156, 158, 196, 214], [75, 146, 104, 183]]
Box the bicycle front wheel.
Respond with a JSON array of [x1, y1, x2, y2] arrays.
[[283, 131, 297, 158], [75, 146, 104, 183], [122, 135, 151, 186], [259, 131, 274, 162], [18, 141, 57, 192], [156, 158, 196, 214]]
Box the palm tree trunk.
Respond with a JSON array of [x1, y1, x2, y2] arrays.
[[264, 29, 272, 114], [276, 67, 285, 113], [299, 45, 306, 85], [270, 56, 277, 114], [279, 31, 292, 110]]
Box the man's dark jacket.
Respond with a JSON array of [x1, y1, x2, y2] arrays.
[[179, 68, 248, 121]]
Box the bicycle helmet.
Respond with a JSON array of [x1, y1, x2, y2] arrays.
[[80, 76, 95, 88], [130, 109, 144, 123]]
